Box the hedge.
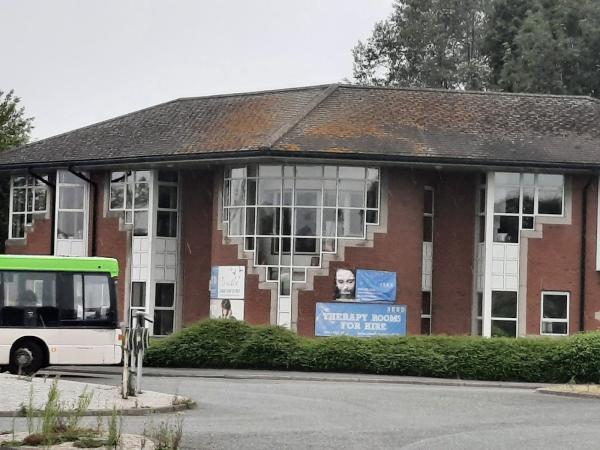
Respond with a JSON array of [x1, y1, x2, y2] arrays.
[[144, 319, 600, 383]]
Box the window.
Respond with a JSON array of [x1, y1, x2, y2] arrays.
[[493, 173, 564, 243], [541, 292, 569, 336], [109, 171, 150, 236], [9, 175, 48, 239], [156, 171, 178, 238], [223, 164, 380, 298], [421, 187, 434, 335], [491, 291, 517, 337], [153, 283, 175, 335], [56, 171, 86, 240]]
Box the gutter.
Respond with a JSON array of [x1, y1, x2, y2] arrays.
[[580, 175, 596, 332], [2, 149, 600, 173]]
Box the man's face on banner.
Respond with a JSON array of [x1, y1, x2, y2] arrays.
[[336, 268, 356, 298]]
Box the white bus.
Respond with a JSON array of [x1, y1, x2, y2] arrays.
[[0, 255, 123, 374]]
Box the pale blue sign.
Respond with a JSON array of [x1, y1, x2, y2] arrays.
[[355, 269, 396, 303], [315, 302, 407, 337], [210, 267, 218, 298]]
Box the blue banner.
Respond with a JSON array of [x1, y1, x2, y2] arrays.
[[355, 269, 396, 303], [315, 303, 407, 337]]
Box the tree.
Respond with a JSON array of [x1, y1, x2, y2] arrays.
[[0, 90, 34, 252], [485, 0, 600, 96], [352, 0, 493, 90]]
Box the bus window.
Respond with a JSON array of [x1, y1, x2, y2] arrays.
[[84, 274, 111, 321], [0, 271, 57, 308]]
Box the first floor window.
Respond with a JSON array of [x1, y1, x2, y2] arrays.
[[9, 175, 48, 239], [153, 283, 175, 335], [541, 292, 569, 336]]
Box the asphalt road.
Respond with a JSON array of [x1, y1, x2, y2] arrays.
[[3, 372, 600, 450]]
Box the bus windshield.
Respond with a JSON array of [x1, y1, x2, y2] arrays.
[[0, 270, 117, 327]]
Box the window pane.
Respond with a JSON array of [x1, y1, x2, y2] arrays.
[[246, 179, 257, 206], [157, 211, 177, 237], [537, 174, 563, 187], [258, 179, 281, 205], [133, 211, 148, 236], [478, 216, 485, 242], [494, 186, 519, 213], [477, 293, 483, 316], [421, 318, 431, 335], [491, 320, 516, 337], [479, 188, 486, 213], [421, 291, 431, 315], [538, 189, 562, 215], [280, 268, 290, 295], [423, 216, 433, 242], [230, 179, 245, 206], [230, 167, 246, 179], [323, 180, 337, 206], [59, 186, 84, 209], [245, 208, 256, 235], [295, 179, 321, 206], [324, 166, 337, 178], [155, 283, 175, 307], [256, 237, 279, 266], [58, 171, 82, 184], [153, 310, 174, 335], [493, 215, 519, 243], [338, 180, 364, 207], [135, 171, 151, 183], [26, 189, 33, 212], [366, 168, 379, 181], [134, 183, 149, 209], [282, 179, 293, 206], [11, 215, 25, 238], [522, 216, 534, 230], [322, 208, 336, 237], [281, 208, 292, 236], [542, 322, 567, 335], [522, 188, 534, 214], [338, 209, 364, 238], [228, 208, 244, 236], [84, 275, 111, 320], [495, 172, 520, 185], [110, 185, 125, 210], [257, 207, 279, 236], [57, 211, 84, 239], [491, 291, 517, 318], [339, 167, 365, 179], [295, 238, 317, 254], [296, 166, 322, 178], [259, 165, 281, 177], [424, 189, 433, 214], [158, 185, 177, 209], [12, 176, 26, 187], [131, 282, 146, 307], [543, 294, 568, 319], [12, 189, 26, 212], [295, 209, 318, 236]]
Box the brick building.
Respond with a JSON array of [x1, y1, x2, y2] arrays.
[[1, 84, 600, 338]]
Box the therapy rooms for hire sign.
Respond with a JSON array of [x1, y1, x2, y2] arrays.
[[315, 303, 407, 337]]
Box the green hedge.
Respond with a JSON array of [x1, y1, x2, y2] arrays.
[[144, 319, 600, 383]]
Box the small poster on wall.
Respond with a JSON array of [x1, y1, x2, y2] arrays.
[[210, 266, 245, 299], [334, 268, 397, 303], [210, 298, 245, 321]]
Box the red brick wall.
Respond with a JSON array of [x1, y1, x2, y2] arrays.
[[180, 170, 214, 325], [297, 168, 427, 336], [526, 175, 600, 334], [209, 169, 271, 325], [431, 172, 477, 335], [93, 171, 129, 322]]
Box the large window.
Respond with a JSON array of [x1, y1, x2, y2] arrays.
[[223, 165, 380, 292], [541, 292, 569, 336], [56, 171, 86, 240], [0, 271, 115, 327], [493, 173, 564, 243], [9, 175, 48, 239], [156, 171, 178, 238], [153, 283, 175, 336]]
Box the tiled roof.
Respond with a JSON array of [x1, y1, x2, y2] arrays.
[[2, 84, 599, 170]]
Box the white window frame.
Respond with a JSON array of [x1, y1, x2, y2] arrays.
[[8, 175, 48, 239], [540, 291, 569, 336], [54, 170, 89, 256]]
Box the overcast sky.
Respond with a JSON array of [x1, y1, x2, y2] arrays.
[[3, 0, 393, 141]]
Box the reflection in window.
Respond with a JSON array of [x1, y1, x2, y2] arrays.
[[57, 171, 86, 241]]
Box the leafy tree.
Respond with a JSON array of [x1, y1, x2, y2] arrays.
[[486, 0, 600, 96], [352, 0, 493, 90], [0, 90, 34, 252]]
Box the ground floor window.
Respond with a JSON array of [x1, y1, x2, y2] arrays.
[[491, 291, 517, 337], [541, 292, 569, 336]]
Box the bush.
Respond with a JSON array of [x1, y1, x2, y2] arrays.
[[144, 319, 600, 383]]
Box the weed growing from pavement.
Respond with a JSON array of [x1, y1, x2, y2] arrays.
[[106, 405, 122, 447], [145, 413, 184, 450]]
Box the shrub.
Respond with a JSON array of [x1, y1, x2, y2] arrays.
[[144, 319, 600, 383]]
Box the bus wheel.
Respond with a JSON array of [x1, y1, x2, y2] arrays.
[[9, 341, 44, 375]]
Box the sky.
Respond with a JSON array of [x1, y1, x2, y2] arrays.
[[3, 0, 394, 141]]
